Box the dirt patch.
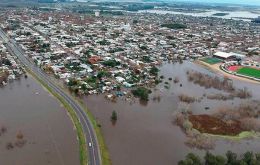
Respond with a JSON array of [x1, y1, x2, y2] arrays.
[[0, 71, 9, 84], [189, 114, 244, 136]]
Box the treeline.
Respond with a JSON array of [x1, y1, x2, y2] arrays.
[[179, 151, 260, 165], [124, 4, 154, 11], [161, 23, 187, 29]]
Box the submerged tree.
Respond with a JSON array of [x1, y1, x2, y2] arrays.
[[111, 111, 118, 122]]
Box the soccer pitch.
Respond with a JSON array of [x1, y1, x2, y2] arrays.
[[201, 57, 222, 65], [236, 67, 260, 79]]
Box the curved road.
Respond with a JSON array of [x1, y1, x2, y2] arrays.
[[0, 29, 101, 165]]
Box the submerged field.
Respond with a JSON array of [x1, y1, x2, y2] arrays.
[[189, 114, 243, 136], [85, 61, 260, 165], [0, 77, 80, 165]]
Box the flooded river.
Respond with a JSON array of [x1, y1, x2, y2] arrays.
[[0, 76, 80, 165], [85, 61, 260, 165], [138, 9, 260, 21]]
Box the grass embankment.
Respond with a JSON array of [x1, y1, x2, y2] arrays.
[[204, 131, 259, 141], [237, 67, 260, 79], [26, 69, 88, 165], [77, 99, 112, 165], [46, 73, 111, 164], [29, 69, 112, 165], [194, 60, 217, 73]]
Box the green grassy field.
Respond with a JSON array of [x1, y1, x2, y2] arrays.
[[201, 57, 222, 65], [236, 67, 260, 79]]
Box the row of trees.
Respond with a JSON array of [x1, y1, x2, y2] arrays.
[[179, 151, 260, 165], [161, 23, 187, 29], [186, 70, 251, 99]]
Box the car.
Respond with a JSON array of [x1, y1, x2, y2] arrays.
[[88, 143, 92, 147]]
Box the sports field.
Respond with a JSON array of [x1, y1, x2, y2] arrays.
[[236, 67, 260, 79], [201, 57, 222, 65], [227, 65, 241, 72]]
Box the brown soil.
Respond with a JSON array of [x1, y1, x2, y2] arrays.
[[189, 115, 244, 136], [0, 71, 9, 83]]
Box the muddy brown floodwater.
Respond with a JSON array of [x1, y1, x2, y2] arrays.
[[84, 61, 260, 165], [0, 76, 80, 165]]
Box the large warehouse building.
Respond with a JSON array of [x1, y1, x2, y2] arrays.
[[214, 52, 246, 60]]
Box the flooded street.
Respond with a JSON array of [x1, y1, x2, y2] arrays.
[[85, 61, 260, 165], [0, 76, 80, 165]]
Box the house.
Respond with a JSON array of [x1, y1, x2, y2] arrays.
[[116, 76, 125, 83], [88, 56, 101, 64], [79, 64, 93, 73]]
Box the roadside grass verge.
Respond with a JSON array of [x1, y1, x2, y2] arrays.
[[77, 99, 112, 165], [26, 69, 88, 165], [237, 67, 260, 79], [48, 75, 112, 165]]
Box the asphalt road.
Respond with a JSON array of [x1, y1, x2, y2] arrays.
[[0, 29, 101, 165]]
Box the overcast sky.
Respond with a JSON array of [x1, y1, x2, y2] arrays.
[[169, 0, 260, 6]]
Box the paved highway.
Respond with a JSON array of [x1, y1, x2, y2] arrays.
[[0, 29, 101, 165]]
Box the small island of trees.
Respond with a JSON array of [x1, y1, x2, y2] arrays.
[[212, 13, 229, 16], [131, 87, 152, 101]]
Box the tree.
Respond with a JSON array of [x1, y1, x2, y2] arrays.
[[255, 153, 260, 165], [242, 151, 254, 165], [205, 152, 213, 165], [179, 151, 260, 165], [150, 66, 159, 76], [133, 20, 138, 24], [102, 60, 120, 67], [226, 151, 238, 164], [215, 155, 226, 165], [111, 111, 117, 122], [178, 153, 202, 165], [68, 79, 77, 87], [255, 153, 260, 161], [205, 151, 225, 165], [186, 153, 202, 165], [178, 159, 194, 165], [131, 87, 151, 101], [161, 23, 187, 29], [97, 71, 108, 79]]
